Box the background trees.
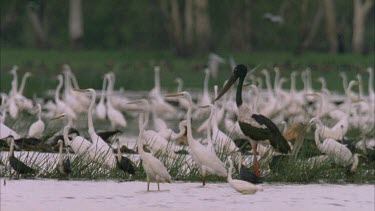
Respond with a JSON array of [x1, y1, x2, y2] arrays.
[[1, 0, 374, 55]]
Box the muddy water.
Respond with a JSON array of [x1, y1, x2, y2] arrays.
[[1, 179, 373, 211]]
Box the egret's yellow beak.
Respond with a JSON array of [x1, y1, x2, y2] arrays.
[[127, 100, 143, 105], [165, 93, 184, 97], [198, 105, 209, 109], [51, 114, 65, 120], [304, 93, 319, 97], [74, 89, 89, 92]]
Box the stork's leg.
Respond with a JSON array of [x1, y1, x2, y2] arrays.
[[251, 143, 261, 177]]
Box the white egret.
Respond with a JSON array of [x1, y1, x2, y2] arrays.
[[27, 103, 45, 138], [227, 156, 263, 194], [76, 88, 116, 168], [166, 92, 227, 186], [96, 76, 107, 120], [137, 111, 171, 191], [312, 122, 360, 173], [52, 114, 92, 157], [105, 74, 127, 129], [127, 99, 179, 159], [55, 75, 77, 119]]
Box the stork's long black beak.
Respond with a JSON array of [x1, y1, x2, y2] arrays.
[[215, 73, 238, 101]]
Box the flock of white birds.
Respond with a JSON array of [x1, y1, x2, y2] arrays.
[[0, 58, 374, 194]]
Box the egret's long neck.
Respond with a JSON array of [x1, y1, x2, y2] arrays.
[[59, 141, 63, 156], [306, 70, 312, 91], [88, 91, 96, 134], [19, 74, 30, 95], [236, 77, 245, 107], [341, 74, 348, 92], [11, 72, 18, 95], [99, 78, 107, 104], [177, 80, 182, 93], [70, 73, 80, 89], [55, 78, 63, 103], [186, 99, 194, 144], [252, 87, 259, 113], [368, 68, 374, 97], [207, 106, 215, 145], [316, 95, 323, 118], [263, 71, 273, 95], [321, 78, 327, 91], [63, 72, 70, 95], [203, 71, 210, 96], [37, 104, 42, 121], [274, 69, 280, 90], [155, 68, 160, 93], [63, 118, 73, 146], [357, 76, 363, 99], [137, 113, 145, 155], [314, 127, 322, 149]]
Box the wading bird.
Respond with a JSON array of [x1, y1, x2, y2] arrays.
[[137, 111, 171, 191], [227, 156, 263, 194], [215, 65, 291, 178], [115, 139, 135, 176], [7, 135, 36, 176], [27, 103, 45, 138], [166, 92, 227, 186], [57, 139, 71, 176], [52, 114, 92, 157]]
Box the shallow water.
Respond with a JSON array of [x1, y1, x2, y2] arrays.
[[1, 179, 373, 211]]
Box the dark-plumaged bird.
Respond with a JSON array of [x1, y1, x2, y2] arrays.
[[115, 139, 135, 175], [215, 64, 291, 179], [6, 135, 36, 175], [97, 129, 122, 144], [235, 152, 263, 184], [57, 139, 71, 176]]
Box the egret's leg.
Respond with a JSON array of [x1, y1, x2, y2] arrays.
[[251, 143, 261, 176], [158, 182, 160, 191], [147, 176, 150, 191], [201, 167, 206, 186]]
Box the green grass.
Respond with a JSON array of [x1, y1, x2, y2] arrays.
[[1, 110, 374, 183], [1, 48, 374, 97]]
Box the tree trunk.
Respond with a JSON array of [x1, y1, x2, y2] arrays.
[[170, 0, 184, 55], [301, 2, 324, 49], [352, 0, 373, 54], [323, 0, 338, 53], [230, 0, 252, 51], [26, 2, 48, 48], [184, 0, 194, 54], [295, 0, 310, 54], [194, 0, 211, 51], [69, 0, 84, 48]]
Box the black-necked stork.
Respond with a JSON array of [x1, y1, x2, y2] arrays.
[[7, 135, 36, 176], [215, 64, 291, 177]]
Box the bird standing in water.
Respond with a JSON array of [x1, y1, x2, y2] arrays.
[[215, 64, 291, 179]]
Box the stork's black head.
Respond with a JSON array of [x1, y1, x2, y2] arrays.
[[215, 64, 248, 101], [233, 64, 248, 79]]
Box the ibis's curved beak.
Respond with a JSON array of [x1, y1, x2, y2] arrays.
[[215, 73, 238, 101]]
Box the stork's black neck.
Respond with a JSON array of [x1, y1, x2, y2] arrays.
[[236, 76, 245, 107]]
